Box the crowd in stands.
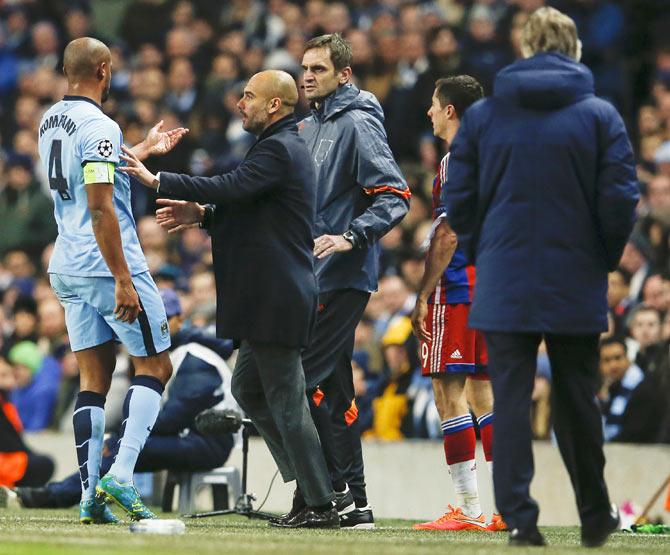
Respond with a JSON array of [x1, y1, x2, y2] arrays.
[[1, 0, 670, 444]]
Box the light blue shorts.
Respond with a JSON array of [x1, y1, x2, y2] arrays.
[[49, 271, 171, 357]]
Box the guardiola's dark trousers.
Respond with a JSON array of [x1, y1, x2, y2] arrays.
[[303, 289, 370, 506], [231, 340, 334, 507], [484, 332, 611, 532]]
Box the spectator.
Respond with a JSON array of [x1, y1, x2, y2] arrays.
[[619, 235, 652, 302], [598, 336, 664, 443], [2, 296, 38, 356], [24, 21, 61, 73], [627, 304, 663, 372], [4, 250, 36, 296], [363, 317, 429, 440], [642, 274, 670, 314], [36, 297, 67, 356], [607, 267, 632, 336], [374, 275, 415, 337], [8, 341, 61, 431], [0, 155, 57, 260], [461, 4, 510, 93], [0, 357, 54, 488], [646, 174, 670, 223], [165, 57, 198, 122]]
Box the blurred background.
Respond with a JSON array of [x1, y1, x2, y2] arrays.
[[1, 0, 669, 450]]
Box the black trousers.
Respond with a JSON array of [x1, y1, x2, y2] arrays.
[[303, 288, 370, 506], [15, 453, 54, 488], [231, 340, 334, 507], [484, 332, 611, 532]]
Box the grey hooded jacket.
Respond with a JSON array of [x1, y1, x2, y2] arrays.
[[299, 83, 410, 293]]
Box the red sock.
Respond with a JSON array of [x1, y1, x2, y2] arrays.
[[442, 416, 476, 465], [477, 412, 494, 462]]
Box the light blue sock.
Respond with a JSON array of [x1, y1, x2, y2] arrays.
[[107, 376, 164, 484], [73, 391, 106, 502]]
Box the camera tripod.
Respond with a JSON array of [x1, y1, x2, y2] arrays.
[[182, 419, 276, 520]]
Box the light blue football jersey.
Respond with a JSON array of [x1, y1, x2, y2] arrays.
[[38, 95, 148, 277]]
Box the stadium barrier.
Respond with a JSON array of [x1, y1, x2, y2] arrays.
[[25, 432, 669, 525]]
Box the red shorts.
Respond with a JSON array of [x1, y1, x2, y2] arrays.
[[420, 303, 488, 378]]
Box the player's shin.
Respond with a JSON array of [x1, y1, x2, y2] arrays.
[[477, 411, 494, 475], [107, 375, 163, 483], [442, 415, 481, 518], [73, 391, 106, 501]]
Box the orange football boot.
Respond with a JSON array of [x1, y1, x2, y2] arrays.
[[413, 505, 488, 531], [487, 513, 508, 532]]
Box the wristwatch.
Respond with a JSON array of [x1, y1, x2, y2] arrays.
[[200, 205, 214, 230], [342, 230, 358, 248]]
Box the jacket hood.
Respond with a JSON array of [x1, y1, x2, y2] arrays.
[[493, 52, 594, 110], [318, 83, 385, 123], [172, 328, 234, 360]]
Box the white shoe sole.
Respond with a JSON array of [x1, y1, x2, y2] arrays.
[[343, 522, 375, 530]]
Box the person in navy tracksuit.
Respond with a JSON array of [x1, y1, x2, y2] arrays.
[[442, 8, 638, 548], [297, 34, 411, 528]]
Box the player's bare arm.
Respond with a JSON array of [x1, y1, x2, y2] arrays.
[[128, 119, 189, 162], [86, 182, 141, 323], [411, 219, 458, 342]]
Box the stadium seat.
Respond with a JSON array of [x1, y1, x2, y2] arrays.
[[162, 467, 241, 514]]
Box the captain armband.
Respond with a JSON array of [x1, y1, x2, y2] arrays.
[[83, 161, 115, 185]]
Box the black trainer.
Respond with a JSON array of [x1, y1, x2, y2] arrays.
[[509, 527, 546, 546], [335, 485, 355, 516], [581, 503, 620, 548], [339, 505, 375, 529]]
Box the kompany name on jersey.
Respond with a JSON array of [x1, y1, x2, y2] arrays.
[[38, 96, 148, 278], [39, 113, 77, 137]]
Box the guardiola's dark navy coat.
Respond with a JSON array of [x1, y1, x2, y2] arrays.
[[443, 53, 639, 334], [160, 115, 318, 348]]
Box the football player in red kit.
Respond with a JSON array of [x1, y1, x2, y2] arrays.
[[411, 75, 505, 532]]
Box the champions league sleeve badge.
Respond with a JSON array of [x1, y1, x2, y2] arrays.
[[97, 139, 114, 158]]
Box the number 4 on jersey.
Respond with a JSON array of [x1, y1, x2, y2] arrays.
[[48, 139, 71, 200]]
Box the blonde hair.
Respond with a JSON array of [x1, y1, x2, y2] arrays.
[[520, 7, 582, 62]]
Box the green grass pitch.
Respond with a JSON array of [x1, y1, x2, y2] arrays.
[[1, 509, 669, 555]]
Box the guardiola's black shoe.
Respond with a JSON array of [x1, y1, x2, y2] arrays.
[[339, 505, 375, 529], [268, 489, 306, 526], [335, 485, 355, 516], [509, 527, 546, 546], [272, 506, 340, 529], [581, 504, 620, 548]]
